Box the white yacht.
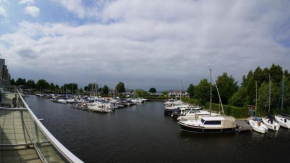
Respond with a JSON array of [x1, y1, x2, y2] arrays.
[[177, 109, 220, 121], [87, 101, 113, 113], [178, 69, 236, 133], [179, 116, 236, 133], [57, 99, 67, 104]]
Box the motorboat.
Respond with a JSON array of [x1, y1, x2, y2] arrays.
[[57, 99, 67, 104], [178, 69, 236, 133], [177, 109, 220, 121], [178, 116, 236, 133]]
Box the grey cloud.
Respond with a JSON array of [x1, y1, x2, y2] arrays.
[[1, 0, 290, 90], [16, 47, 37, 59]]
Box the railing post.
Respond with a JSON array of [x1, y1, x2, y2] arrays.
[[21, 110, 28, 147]]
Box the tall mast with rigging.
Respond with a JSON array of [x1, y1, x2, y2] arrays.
[[210, 69, 212, 116]]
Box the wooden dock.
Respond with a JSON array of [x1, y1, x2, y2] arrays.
[[236, 120, 252, 132]]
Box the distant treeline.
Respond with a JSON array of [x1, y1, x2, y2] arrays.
[[10, 78, 159, 97], [187, 64, 290, 116], [10, 78, 111, 95]]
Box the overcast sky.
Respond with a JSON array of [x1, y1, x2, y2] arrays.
[[0, 0, 289, 91]]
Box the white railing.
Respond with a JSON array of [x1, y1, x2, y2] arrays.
[[18, 92, 84, 163]]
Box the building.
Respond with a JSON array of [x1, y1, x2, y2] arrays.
[[0, 58, 11, 86]]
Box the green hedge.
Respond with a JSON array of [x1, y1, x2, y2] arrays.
[[181, 97, 200, 105], [182, 97, 248, 118]]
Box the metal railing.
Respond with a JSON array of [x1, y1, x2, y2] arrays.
[[17, 92, 84, 163]]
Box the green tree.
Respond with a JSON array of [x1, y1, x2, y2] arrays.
[[55, 85, 60, 89], [16, 78, 26, 85], [149, 87, 157, 95], [84, 86, 88, 92], [135, 89, 149, 97], [253, 66, 264, 86], [86, 83, 98, 92], [10, 78, 15, 85], [194, 79, 210, 105], [102, 85, 109, 95], [36, 79, 49, 91], [187, 84, 195, 98], [257, 81, 280, 115], [162, 91, 169, 96], [283, 77, 290, 114], [228, 87, 248, 107], [269, 64, 283, 84], [49, 83, 55, 91], [116, 82, 125, 95], [61, 83, 78, 94], [26, 80, 36, 89]]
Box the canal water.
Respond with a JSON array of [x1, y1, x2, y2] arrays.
[[25, 95, 290, 163]]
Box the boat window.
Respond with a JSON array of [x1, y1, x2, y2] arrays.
[[204, 121, 221, 125], [201, 119, 205, 123]]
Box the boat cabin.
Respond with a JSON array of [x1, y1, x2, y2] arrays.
[[201, 116, 236, 128]]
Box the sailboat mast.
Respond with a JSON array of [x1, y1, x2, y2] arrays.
[[255, 81, 257, 114], [282, 72, 284, 112], [268, 74, 271, 114], [179, 75, 181, 101], [95, 70, 98, 97], [210, 69, 212, 116]]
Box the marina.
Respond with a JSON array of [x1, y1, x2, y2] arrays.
[[1, 0, 290, 162], [24, 95, 290, 163]]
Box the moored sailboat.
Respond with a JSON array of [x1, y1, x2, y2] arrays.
[[262, 75, 280, 131], [249, 81, 268, 133], [275, 72, 290, 129], [178, 69, 236, 133]]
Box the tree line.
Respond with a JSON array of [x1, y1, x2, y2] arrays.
[[187, 64, 290, 115], [10, 79, 158, 97]]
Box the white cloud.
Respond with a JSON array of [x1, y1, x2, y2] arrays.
[[0, 5, 6, 17], [24, 6, 39, 17], [1, 0, 290, 89], [19, 0, 34, 5]]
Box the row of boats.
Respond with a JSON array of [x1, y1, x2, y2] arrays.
[[165, 70, 290, 134], [248, 74, 290, 133], [165, 99, 290, 133], [36, 93, 148, 113]]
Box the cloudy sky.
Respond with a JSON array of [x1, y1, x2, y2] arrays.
[[0, 0, 290, 90]]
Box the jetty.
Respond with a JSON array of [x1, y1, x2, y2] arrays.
[[236, 120, 252, 132]]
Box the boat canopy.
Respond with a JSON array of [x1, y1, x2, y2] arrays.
[[222, 117, 236, 128]]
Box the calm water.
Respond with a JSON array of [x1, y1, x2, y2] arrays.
[[25, 95, 290, 163]]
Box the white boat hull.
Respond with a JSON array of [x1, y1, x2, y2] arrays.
[[262, 118, 280, 131], [87, 105, 112, 113], [275, 116, 290, 129], [249, 120, 268, 134]]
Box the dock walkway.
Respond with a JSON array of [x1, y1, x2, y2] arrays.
[[236, 120, 252, 132]]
